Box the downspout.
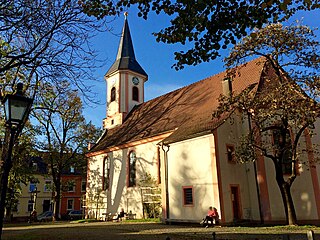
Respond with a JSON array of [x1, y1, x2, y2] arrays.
[[247, 111, 264, 224], [161, 143, 170, 223]]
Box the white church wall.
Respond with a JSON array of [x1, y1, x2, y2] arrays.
[[263, 120, 320, 222], [166, 134, 218, 222], [87, 139, 161, 220], [312, 119, 320, 213], [116, 141, 160, 219], [215, 112, 320, 224], [216, 114, 260, 223], [86, 154, 108, 219]]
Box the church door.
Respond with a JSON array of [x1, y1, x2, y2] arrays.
[[231, 185, 241, 221]]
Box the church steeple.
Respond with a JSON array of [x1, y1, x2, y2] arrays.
[[103, 13, 148, 130], [105, 13, 147, 78]]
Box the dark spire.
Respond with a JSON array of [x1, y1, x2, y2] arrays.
[[105, 14, 147, 77]]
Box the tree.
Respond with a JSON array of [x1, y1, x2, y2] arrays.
[[33, 81, 102, 220], [213, 23, 320, 225], [80, 0, 320, 70], [0, 121, 39, 222], [0, 0, 107, 100], [0, 1, 108, 218]]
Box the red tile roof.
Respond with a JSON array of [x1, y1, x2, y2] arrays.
[[90, 57, 266, 153]]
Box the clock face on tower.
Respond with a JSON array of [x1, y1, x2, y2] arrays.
[[132, 77, 139, 85]]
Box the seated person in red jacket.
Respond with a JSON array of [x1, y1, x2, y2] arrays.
[[212, 207, 219, 224], [201, 206, 219, 227]]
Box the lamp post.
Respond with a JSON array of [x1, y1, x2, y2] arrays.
[[0, 83, 33, 238]]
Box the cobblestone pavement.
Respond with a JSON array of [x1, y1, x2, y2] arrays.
[[2, 221, 320, 240]]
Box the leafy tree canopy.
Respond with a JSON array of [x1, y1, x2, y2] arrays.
[[80, 0, 320, 69], [32, 81, 102, 219], [0, 0, 107, 101]]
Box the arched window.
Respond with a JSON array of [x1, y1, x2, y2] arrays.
[[132, 86, 139, 101], [103, 157, 111, 190], [128, 151, 136, 187], [111, 87, 116, 102]]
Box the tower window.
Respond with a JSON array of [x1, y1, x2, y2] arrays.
[[111, 87, 116, 102], [132, 86, 139, 101]]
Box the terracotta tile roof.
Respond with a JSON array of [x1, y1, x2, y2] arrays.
[[90, 57, 266, 153]]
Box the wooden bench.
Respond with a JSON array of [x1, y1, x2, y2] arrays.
[[102, 213, 118, 221], [126, 213, 136, 220]]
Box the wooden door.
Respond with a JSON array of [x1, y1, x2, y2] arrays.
[[231, 186, 241, 221]]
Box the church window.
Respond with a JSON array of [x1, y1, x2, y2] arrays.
[[272, 128, 293, 175], [132, 86, 139, 101], [128, 151, 136, 187], [226, 144, 236, 163], [111, 87, 116, 102], [182, 186, 193, 206], [102, 157, 111, 190]]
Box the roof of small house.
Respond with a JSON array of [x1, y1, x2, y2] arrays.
[[89, 57, 267, 153]]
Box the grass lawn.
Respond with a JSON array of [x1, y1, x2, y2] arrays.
[[2, 220, 320, 240]]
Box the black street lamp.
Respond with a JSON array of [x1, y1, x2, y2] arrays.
[[0, 83, 33, 238]]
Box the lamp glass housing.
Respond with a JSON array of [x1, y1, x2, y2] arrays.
[[3, 94, 33, 128]]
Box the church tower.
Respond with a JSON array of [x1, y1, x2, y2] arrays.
[[103, 13, 148, 130]]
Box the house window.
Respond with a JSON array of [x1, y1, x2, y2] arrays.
[[226, 144, 236, 163], [67, 181, 75, 192], [44, 180, 52, 192], [111, 87, 116, 102], [272, 128, 293, 175], [81, 181, 86, 192], [128, 151, 136, 187], [70, 166, 75, 173], [103, 157, 111, 190], [29, 182, 37, 193], [67, 199, 74, 211], [12, 201, 18, 212], [132, 86, 139, 101], [183, 186, 193, 206], [32, 162, 38, 171], [27, 200, 34, 212], [43, 200, 51, 212]]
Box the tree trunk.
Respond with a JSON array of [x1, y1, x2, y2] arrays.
[[277, 181, 297, 225], [53, 174, 61, 221]]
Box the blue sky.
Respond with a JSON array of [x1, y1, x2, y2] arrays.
[[84, 8, 320, 128]]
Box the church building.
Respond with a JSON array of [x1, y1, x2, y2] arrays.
[[86, 16, 320, 224]]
